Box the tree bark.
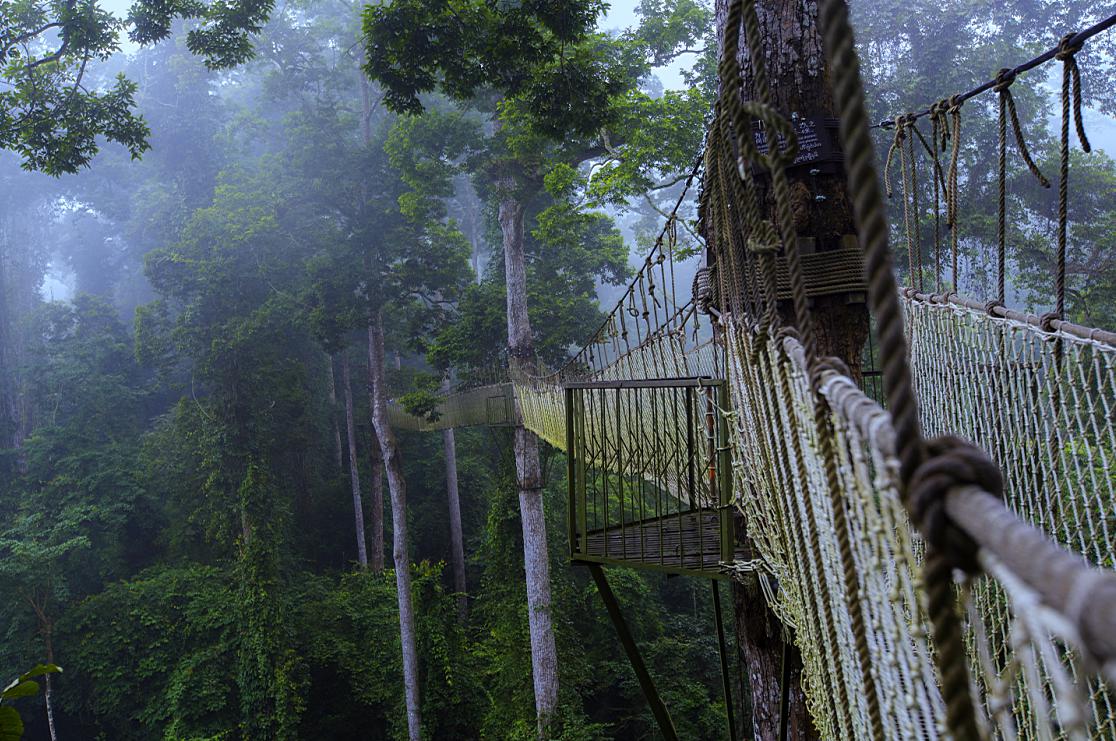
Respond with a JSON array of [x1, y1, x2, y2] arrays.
[[0, 239, 20, 455], [716, 0, 868, 372], [365, 328, 387, 573], [499, 188, 559, 736], [44, 625, 58, 741], [368, 309, 423, 741], [341, 355, 369, 568], [733, 575, 816, 740], [442, 420, 468, 620], [327, 354, 344, 472], [715, 0, 867, 736]]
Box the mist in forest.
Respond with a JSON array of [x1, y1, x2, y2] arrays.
[[2, 0, 1116, 738]]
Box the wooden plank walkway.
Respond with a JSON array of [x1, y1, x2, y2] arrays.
[[575, 509, 749, 576]]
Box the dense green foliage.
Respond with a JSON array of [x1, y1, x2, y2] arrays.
[[3, 0, 1116, 738], [0, 1, 732, 738], [0, 0, 276, 174]]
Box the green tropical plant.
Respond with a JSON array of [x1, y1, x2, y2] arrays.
[[0, 664, 61, 740]]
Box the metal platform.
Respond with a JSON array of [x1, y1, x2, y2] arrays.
[[576, 509, 750, 576], [565, 377, 739, 578]]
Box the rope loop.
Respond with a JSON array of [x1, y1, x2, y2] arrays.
[[812, 355, 851, 379], [1057, 32, 1092, 153], [992, 66, 1016, 92], [773, 325, 800, 345], [693, 266, 715, 315], [983, 299, 1003, 316], [883, 114, 911, 198], [909, 435, 1004, 574], [994, 67, 1052, 189], [1039, 310, 1060, 333], [1056, 31, 1084, 60], [931, 98, 952, 152]]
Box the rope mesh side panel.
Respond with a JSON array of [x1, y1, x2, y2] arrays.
[[724, 320, 945, 739], [906, 294, 1116, 737]]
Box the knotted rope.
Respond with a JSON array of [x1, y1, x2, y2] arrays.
[[816, 2, 1003, 736], [1055, 32, 1091, 321]]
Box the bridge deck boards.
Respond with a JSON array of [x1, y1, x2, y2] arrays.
[[576, 509, 748, 575]]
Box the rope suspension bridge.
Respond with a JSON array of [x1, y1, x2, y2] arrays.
[[390, 1, 1116, 737]]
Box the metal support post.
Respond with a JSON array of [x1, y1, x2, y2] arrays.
[[712, 580, 738, 740], [587, 563, 679, 741]]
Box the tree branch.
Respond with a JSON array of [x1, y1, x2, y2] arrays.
[[642, 192, 702, 244]]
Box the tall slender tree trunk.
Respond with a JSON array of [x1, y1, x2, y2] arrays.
[[327, 354, 344, 472], [368, 310, 423, 741], [499, 188, 559, 736], [442, 422, 468, 620], [341, 355, 369, 568], [355, 80, 387, 574], [43, 627, 58, 741], [365, 328, 386, 573], [0, 240, 20, 455]]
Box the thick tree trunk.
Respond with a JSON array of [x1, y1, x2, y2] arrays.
[[327, 354, 344, 472], [499, 188, 559, 736], [341, 356, 369, 568], [442, 420, 468, 620], [365, 327, 387, 573], [715, 0, 867, 737], [368, 310, 423, 741], [733, 575, 816, 740]]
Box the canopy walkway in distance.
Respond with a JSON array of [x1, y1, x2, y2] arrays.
[[390, 2, 1116, 738]]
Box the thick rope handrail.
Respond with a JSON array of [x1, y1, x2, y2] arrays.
[[874, 10, 1116, 130], [946, 485, 1116, 681], [817, 1, 986, 736], [903, 288, 1116, 346]]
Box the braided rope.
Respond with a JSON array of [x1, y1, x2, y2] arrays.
[[1055, 33, 1091, 321], [946, 97, 962, 292], [995, 71, 1009, 307], [815, 2, 996, 737]]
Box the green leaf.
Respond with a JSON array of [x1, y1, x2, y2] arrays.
[[0, 706, 23, 741], [18, 665, 61, 682], [0, 680, 39, 701]]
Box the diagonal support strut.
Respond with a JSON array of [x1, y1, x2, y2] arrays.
[[586, 563, 679, 741]]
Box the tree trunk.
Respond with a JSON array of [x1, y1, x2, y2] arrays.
[[368, 310, 423, 741], [365, 328, 387, 573], [43, 627, 58, 741], [499, 188, 559, 736], [341, 355, 369, 568], [0, 239, 19, 455], [353, 82, 387, 574], [733, 575, 816, 740], [715, 0, 867, 736], [442, 416, 468, 620], [327, 354, 344, 472]]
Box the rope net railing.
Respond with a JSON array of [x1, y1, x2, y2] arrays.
[[874, 10, 1116, 738], [388, 0, 1116, 737], [703, 0, 1116, 736]]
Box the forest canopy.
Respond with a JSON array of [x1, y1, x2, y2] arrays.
[[2, 0, 1116, 739]]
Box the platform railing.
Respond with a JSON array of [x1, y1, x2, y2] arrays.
[[564, 377, 734, 577]]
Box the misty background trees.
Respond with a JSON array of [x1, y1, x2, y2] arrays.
[[2, 0, 1116, 738]]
